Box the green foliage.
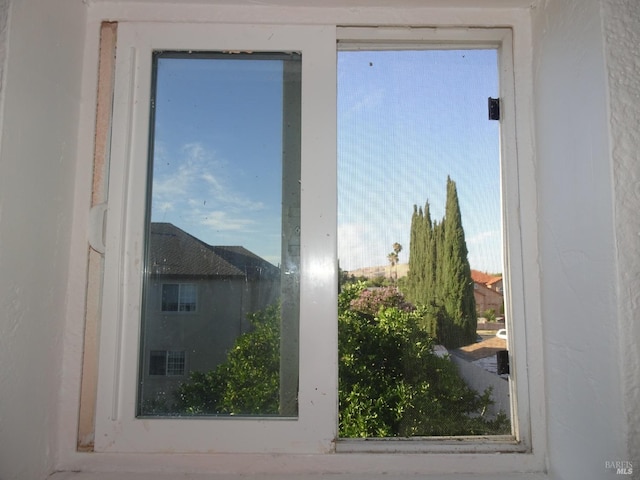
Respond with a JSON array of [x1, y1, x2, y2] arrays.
[[482, 309, 497, 322], [175, 304, 280, 415], [338, 282, 509, 437], [440, 177, 477, 347], [175, 282, 508, 437], [402, 177, 477, 349], [349, 285, 413, 316]]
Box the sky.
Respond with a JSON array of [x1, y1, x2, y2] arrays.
[[338, 49, 502, 273], [149, 49, 503, 273], [151, 55, 286, 266]]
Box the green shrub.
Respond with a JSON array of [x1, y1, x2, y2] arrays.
[[175, 304, 280, 415], [175, 282, 509, 436], [338, 282, 508, 437], [482, 309, 497, 322]]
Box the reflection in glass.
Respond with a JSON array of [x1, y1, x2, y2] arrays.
[[138, 52, 301, 417]]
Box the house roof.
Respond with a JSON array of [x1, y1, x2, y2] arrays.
[[147, 222, 279, 279], [470, 269, 502, 286]]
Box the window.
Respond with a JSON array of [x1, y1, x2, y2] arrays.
[[336, 46, 511, 439], [138, 49, 301, 417], [94, 21, 534, 461], [95, 22, 337, 454], [149, 350, 186, 376], [161, 284, 197, 312]]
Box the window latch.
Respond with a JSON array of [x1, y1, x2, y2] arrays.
[[88, 203, 108, 254], [496, 349, 509, 375], [488, 97, 500, 121]]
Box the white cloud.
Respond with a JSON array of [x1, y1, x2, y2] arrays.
[[338, 222, 388, 271], [200, 210, 255, 232], [151, 141, 265, 231], [466, 229, 499, 244]]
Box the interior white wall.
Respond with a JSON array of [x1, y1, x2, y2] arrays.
[[531, 0, 630, 478], [0, 1, 86, 479]]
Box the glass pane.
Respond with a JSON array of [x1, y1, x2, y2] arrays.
[[166, 351, 186, 376], [161, 284, 179, 312], [338, 49, 510, 437], [149, 351, 167, 376], [138, 52, 301, 417], [178, 284, 197, 312]]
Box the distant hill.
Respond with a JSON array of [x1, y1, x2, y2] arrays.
[[347, 264, 499, 281], [346, 263, 409, 279]]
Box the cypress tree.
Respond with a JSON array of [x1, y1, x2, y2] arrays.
[[440, 177, 477, 347], [402, 178, 477, 348], [406, 205, 422, 303], [421, 202, 435, 306], [407, 203, 436, 307]]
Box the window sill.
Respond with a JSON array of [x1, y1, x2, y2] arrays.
[[51, 474, 548, 480], [336, 436, 528, 454]]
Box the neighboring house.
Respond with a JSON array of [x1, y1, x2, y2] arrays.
[[471, 270, 504, 314], [140, 222, 281, 407]]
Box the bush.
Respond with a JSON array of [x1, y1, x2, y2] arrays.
[[175, 304, 280, 415], [175, 282, 509, 436], [349, 285, 413, 316], [338, 282, 508, 437], [482, 309, 497, 322]]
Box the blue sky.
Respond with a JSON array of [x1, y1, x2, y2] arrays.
[[151, 56, 285, 265], [338, 49, 502, 273], [150, 49, 502, 273]]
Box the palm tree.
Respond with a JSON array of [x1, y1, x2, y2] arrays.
[[388, 243, 402, 280]]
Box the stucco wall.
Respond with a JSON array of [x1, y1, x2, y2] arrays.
[[602, 0, 640, 467], [532, 0, 628, 478], [0, 1, 86, 479]]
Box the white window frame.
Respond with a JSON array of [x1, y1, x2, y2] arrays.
[[334, 26, 530, 454], [95, 22, 338, 454], [86, 17, 544, 473]]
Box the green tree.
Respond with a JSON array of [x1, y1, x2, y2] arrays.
[[175, 287, 508, 437], [406, 203, 436, 307], [406, 205, 422, 302], [402, 178, 477, 348], [439, 177, 477, 347], [387, 242, 403, 281], [175, 304, 280, 415], [339, 282, 507, 437]]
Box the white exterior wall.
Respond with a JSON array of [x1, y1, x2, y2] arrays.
[[0, 1, 86, 479], [531, 0, 634, 477], [0, 0, 637, 479], [602, 0, 640, 467]]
